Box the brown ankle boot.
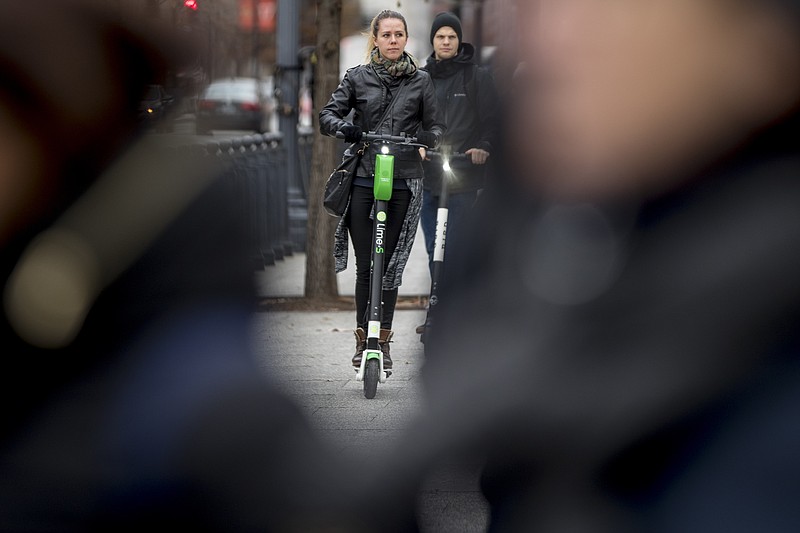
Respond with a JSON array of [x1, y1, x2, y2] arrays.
[[379, 329, 393, 370], [352, 328, 366, 368]]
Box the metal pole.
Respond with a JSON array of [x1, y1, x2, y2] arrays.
[[474, 0, 484, 64], [252, 0, 260, 80], [276, 0, 304, 251]]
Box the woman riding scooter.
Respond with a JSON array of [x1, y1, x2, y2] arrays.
[[319, 9, 444, 372]]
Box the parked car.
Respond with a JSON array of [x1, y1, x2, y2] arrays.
[[138, 84, 175, 131], [196, 77, 275, 134]]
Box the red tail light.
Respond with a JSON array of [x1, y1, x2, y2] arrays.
[[239, 102, 260, 111]]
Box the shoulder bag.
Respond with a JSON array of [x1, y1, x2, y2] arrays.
[[323, 141, 367, 217]]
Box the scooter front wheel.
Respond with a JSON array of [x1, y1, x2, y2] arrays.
[[364, 359, 379, 399]]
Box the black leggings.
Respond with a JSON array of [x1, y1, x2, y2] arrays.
[[346, 184, 411, 330]]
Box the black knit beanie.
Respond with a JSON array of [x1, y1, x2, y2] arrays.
[[430, 12, 463, 44]]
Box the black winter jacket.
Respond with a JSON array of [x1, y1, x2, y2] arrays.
[[319, 63, 445, 181], [421, 43, 500, 194]]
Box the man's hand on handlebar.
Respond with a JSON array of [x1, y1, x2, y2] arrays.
[[338, 124, 362, 143], [465, 148, 490, 165]]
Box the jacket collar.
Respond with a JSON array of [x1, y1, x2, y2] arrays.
[[424, 42, 476, 78]]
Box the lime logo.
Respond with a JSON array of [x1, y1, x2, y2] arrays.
[[375, 219, 386, 255]]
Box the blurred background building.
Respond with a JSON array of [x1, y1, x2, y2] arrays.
[[106, 0, 515, 253], [102, 0, 513, 90]]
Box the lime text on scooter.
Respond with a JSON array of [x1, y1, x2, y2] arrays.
[[375, 222, 386, 254]]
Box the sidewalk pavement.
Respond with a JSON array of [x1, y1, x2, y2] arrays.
[[251, 225, 489, 532], [254, 225, 433, 298]]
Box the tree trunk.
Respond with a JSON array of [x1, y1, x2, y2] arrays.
[[304, 0, 342, 301]]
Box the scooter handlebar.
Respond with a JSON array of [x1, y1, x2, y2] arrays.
[[426, 151, 473, 164], [362, 132, 420, 144], [335, 130, 422, 146]]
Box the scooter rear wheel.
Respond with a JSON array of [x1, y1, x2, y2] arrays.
[[364, 359, 379, 399]]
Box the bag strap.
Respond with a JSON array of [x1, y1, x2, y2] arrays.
[[344, 141, 368, 157], [349, 70, 412, 156], [371, 68, 411, 132]]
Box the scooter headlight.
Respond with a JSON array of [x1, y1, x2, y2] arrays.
[[442, 159, 451, 173], [380, 144, 390, 155]]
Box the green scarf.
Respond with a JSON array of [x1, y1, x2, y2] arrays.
[[370, 48, 417, 83]]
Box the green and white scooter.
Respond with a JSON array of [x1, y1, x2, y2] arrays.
[[337, 130, 424, 398]]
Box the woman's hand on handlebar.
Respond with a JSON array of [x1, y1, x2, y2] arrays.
[[338, 124, 362, 143], [416, 131, 438, 149]]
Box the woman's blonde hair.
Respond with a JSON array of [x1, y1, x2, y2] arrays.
[[363, 9, 408, 63]]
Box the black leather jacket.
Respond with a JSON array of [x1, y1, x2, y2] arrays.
[[319, 63, 445, 181]]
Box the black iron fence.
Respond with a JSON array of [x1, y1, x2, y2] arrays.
[[195, 130, 311, 269]]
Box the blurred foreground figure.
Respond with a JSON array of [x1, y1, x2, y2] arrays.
[[0, 2, 351, 530], [406, 1, 800, 531]]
